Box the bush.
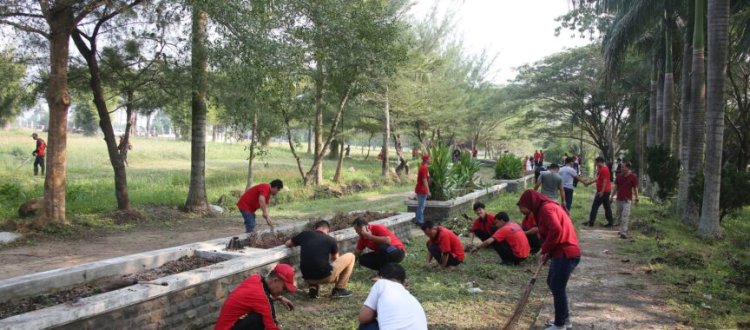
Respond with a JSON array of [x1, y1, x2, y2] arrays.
[[645, 145, 680, 201], [428, 145, 481, 201], [690, 168, 750, 222], [494, 154, 523, 179]]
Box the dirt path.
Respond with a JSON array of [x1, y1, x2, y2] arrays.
[[0, 218, 297, 281], [531, 228, 687, 329]]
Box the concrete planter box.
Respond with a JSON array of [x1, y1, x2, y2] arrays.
[[0, 213, 414, 330], [496, 174, 535, 193], [404, 184, 508, 223]]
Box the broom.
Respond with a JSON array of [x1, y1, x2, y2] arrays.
[[501, 261, 546, 330]]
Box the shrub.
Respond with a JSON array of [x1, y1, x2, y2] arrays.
[[690, 167, 750, 222], [494, 154, 523, 179], [645, 145, 680, 201], [428, 145, 481, 201]]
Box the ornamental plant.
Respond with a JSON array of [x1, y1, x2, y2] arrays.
[[494, 154, 524, 179]]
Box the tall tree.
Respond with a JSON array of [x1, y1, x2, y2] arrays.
[[698, 0, 729, 237], [663, 10, 675, 150], [683, 0, 706, 225], [676, 0, 695, 214], [0, 49, 33, 126]]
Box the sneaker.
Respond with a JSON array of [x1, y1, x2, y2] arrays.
[[547, 319, 572, 329], [308, 286, 319, 299], [581, 222, 592, 227], [602, 223, 613, 228], [331, 287, 353, 298], [619, 233, 628, 239]]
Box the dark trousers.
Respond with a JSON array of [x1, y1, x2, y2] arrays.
[[547, 257, 580, 328], [427, 243, 461, 266], [359, 320, 379, 330], [232, 313, 265, 330], [564, 187, 574, 211], [359, 246, 405, 271], [492, 241, 525, 265], [474, 227, 497, 242], [588, 191, 613, 225], [33, 156, 44, 176], [526, 233, 541, 255]]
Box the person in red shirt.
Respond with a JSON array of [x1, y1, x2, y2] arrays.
[[517, 190, 580, 330], [468, 202, 498, 245], [584, 156, 614, 227], [534, 150, 541, 166], [414, 154, 431, 225], [521, 212, 541, 254], [611, 161, 639, 239], [31, 133, 46, 176], [470, 212, 530, 265], [236, 180, 284, 233], [214, 263, 297, 330], [420, 221, 464, 268], [353, 218, 406, 271]]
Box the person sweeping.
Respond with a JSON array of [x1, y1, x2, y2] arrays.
[[517, 190, 580, 330]]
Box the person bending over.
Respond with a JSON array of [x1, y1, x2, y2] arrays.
[[421, 221, 464, 268], [285, 220, 355, 299], [353, 218, 406, 271], [237, 180, 283, 233], [358, 263, 428, 330], [470, 212, 530, 265]]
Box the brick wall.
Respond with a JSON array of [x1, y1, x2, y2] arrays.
[[54, 217, 413, 330]]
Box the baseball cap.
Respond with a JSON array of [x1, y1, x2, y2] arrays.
[[422, 154, 430, 161], [273, 264, 297, 293]]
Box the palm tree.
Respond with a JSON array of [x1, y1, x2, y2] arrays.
[[662, 9, 675, 150], [698, 0, 729, 237], [676, 0, 695, 216]]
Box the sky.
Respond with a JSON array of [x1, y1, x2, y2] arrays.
[[409, 0, 594, 84]]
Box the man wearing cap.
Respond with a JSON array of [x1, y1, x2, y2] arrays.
[[358, 263, 428, 330], [470, 212, 530, 265], [215, 264, 297, 330], [237, 179, 284, 233], [534, 163, 565, 206], [353, 218, 406, 271], [414, 154, 431, 226], [421, 221, 464, 268]]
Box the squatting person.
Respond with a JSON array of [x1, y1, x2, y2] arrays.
[[470, 212, 530, 265], [421, 221, 464, 269], [353, 218, 406, 272]]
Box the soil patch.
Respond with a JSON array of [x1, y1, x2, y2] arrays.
[[0, 255, 223, 319], [314, 211, 398, 231]]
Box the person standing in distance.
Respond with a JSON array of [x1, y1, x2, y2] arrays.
[[534, 163, 565, 206], [558, 157, 592, 212], [31, 133, 46, 176], [584, 157, 614, 227], [237, 180, 283, 233], [611, 161, 639, 239], [414, 154, 431, 226]]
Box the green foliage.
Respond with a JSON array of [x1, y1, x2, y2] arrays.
[[494, 153, 524, 179], [645, 145, 680, 201], [0, 49, 33, 126], [428, 145, 481, 201], [690, 168, 750, 221]]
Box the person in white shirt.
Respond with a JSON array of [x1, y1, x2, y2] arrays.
[[358, 263, 428, 330], [559, 157, 592, 211]]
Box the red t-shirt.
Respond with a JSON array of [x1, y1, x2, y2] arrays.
[[596, 164, 612, 193], [356, 224, 405, 252], [415, 163, 430, 195], [426, 226, 465, 261], [536, 202, 581, 258], [35, 138, 46, 157], [492, 222, 530, 258], [215, 274, 279, 330], [615, 173, 638, 201], [236, 183, 271, 213], [471, 213, 497, 234], [534, 152, 540, 161], [521, 213, 537, 230]]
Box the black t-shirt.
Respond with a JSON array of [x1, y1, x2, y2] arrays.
[[291, 230, 338, 280]]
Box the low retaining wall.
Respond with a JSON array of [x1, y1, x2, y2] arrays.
[[496, 174, 535, 193], [404, 184, 508, 222], [0, 213, 414, 330]]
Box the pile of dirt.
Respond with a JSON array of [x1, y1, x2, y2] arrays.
[[229, 232, 291, 250], [315, 211, 399, 231], [0, 255, 223, 319]]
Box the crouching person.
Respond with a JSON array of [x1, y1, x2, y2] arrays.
[[285, 220, 355, 299], [421, 221, 464, 268], [470, 212, 530, 265], [358, 263, 428, 330], [215, 264, 297, 330], [468, 202, 498, 245], [353, 218, 406, 271]]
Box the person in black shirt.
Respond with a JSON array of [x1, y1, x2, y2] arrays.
[[285, 220, 355, 299]]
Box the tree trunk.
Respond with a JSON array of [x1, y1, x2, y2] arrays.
[[698, 0, 729, 238], [647, 77, 657, 147], [71, 29, 131, 212], [245, 111, 258, 190], [664, 24, 674, 152], [184, 7, 209, 212], [635, 104, 644, 177], [36, 4, 76, 226], [676, 9, 694, 215], [381, 85, 390, 177], [145, 112, 152, 138], [306, 124, 312, 154], [393, 132, 409, 176], [656, 71, 665, 145], [333, 138, 345, 183], [310, 70, 325, 184], [683, 0, 706, 226], [365, 133, 373, 160]]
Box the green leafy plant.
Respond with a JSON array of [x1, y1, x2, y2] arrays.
[[428, 145, 482, 201], [645, 145, 680, 201], [690, 168, 750, 222], [494, 154, 524, 179]]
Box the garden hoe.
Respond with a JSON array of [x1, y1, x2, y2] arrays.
[[501, 261, 545, 330]]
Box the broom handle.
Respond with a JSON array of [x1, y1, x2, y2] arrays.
[[502, 260, 546, 330]]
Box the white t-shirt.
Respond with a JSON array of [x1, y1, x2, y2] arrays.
[[363, 279, 428, 330], [559, 166, 578, 189]]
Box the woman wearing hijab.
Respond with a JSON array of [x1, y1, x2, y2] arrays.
[[517, 190, 580, 330]]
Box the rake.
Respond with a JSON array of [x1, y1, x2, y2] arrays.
[[501, 261, 545, 330]]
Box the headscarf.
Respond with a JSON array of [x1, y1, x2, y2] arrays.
[[517, 189, 555, 216]]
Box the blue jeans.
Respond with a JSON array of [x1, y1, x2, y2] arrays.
[[415, 194, 428, 225], [564, 187, 574, 211], [240, 210, 257, 233], [547, 257, 580, 327]]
